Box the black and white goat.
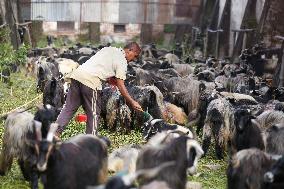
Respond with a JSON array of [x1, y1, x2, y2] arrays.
[[36, 57, 59, 92], [263, 122, 284, 155], [136, 134, 203, 189], [202, 98, 235, 159], [227, 148, 281, 189], [108, 144, 141, 174], [89, 161, 175, 189], [35, 124, 109, 189], [256, 110, 284, 129], [101, 85, 165, 130], [264, 155, 284, 189], [142, 113, 195, 141], [0, 105, 58, 189]]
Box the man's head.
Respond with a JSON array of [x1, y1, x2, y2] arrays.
[[124, 42, 141, 62]]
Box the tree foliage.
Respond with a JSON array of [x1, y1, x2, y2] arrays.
[[0, 27, 29, 71]]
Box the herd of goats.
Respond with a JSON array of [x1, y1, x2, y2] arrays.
[[0, 42, 284, 189]]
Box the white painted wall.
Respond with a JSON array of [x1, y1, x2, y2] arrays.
[[229, 0, 248, 54], [43, 22, 57, 32], [256, 0, 266, 22]]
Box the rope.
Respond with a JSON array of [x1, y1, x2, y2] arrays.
[[0, 94, 42, 119]]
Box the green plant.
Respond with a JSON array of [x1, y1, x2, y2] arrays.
[[15, 44, 30, 66], [0, 27, 14, 70]]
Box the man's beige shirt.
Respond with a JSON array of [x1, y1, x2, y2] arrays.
[[69, 47, 128, 90]]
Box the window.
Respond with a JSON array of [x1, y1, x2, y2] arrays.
[[114, 24, 126, 33]]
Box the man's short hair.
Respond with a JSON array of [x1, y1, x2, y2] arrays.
[[124, 42, 141, 54]]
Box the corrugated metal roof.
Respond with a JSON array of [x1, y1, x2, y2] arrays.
[[29, 0, 201, 24]]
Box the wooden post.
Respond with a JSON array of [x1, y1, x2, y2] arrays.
[[204, 28, 209, 58], [2, 0, 21, 49], [274, 35, 284, 87], [231, 29, 254, 50], [191, 26, 200, 48], [207, 28, 223, 59], [16, 22, 32, 46]]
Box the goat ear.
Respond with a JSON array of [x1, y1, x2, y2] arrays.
[[34, 120, 42, 141], [47, 123, 59, 142], [98, 136, 111, 147]]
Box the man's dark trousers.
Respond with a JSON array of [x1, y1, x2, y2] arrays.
[[56, 79, 101, 134]]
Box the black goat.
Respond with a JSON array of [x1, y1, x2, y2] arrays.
[[43, 77, 65, 112], [35, 124, 109, 189], [231, 108, 264, 154]]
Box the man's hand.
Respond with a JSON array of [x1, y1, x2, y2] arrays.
[[116, 78, 143, 112], [130, 100, 143, 112]]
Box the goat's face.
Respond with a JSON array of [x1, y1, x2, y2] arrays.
[[234, 109, 254, 132], [37, 140, 54, 172], [43, 78, 65, 110], [264, 156, 284, 184], [142, 118, 157, 141], [186, 139, 204, 175], [34, 105, 60, 138], [142, 119, 169, 141], [274, 87, 284, 101]]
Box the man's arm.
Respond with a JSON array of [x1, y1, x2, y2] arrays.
[[116, 79, 143, 111]]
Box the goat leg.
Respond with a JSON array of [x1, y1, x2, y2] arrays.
[[18, 159, 32, 181], [0, 146, 13, 175], [30, 168, 39, 189], [202, 123, 212, 157]]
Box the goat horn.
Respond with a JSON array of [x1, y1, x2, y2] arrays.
[[47, 123, 59, 142], [122, 161, 176, 186], [270, 154, 282, 161], [34, 120, 42, 141], [150, 119, 163, 125]]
